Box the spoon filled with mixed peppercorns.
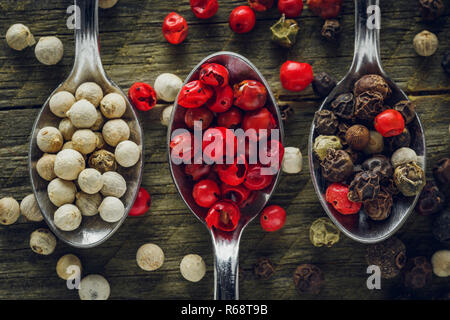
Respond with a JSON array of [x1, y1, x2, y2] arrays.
[[167, 52, 284, 299], [308, 0, 426, 243]]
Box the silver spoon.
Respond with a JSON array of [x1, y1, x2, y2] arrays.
[[29, 0, 143, 248], [308, 0, 426, 244], [168, 52, 284, 299]]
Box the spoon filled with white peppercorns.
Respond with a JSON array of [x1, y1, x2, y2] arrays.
[[29, 0, 143, 248], [308, 0, 426, 244]]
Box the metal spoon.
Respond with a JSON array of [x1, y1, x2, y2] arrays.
[[167, 52, 284, 299], [29, 0, 143, 248], [308, 0, 426, 244]]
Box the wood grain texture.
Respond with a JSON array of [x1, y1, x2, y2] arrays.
[[0, 0, 449, 300]]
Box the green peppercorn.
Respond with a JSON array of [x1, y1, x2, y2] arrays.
[[270, 14, 299, 48], [309, 217, 340, 247], [313, 135, 342, 161]]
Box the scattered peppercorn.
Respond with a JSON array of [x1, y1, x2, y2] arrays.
[[366, 237, 406, 279], [433, 158, 450, 187], [270, 14, 299, 48], [403, 256, 433, 289], [314, 110, 338, 135], [321, 19, 340, 40], [413, 30, 439, 57], [253, 258, 275, 280], [321, 148, 353, 182], [431, 250, 450, 277], [419, 0, 445, 21], [312, 72, 337, 97], [415, 181, 445, 216], [293, 264, 324, 295], [331, 93, 354, 119], [309, 217, 340, 247], [433, 209, 450, 246]]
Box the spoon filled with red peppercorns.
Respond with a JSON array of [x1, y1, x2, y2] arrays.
[[167, 52, 284, 299], [308, 0, 426, 243]]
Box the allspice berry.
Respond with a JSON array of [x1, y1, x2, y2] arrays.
[[313, 110, 338, 135], [293, 264, 324, 295], [413, 30, 439, 57], [136, 243, 164, 271], [253, 258, 275, 280], [0, 197, 20, 225], [56, 254, 82, 280], [403, 256, 433, 289], [180, 254, 206, 282], [309, 217, 340, 247], [345, 124, 370, 151], [30, 228, 57, 255], [366, 237, 406, 279], [354, 74, 391, 99]]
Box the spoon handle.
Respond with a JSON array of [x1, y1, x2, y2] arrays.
[[350, 0, 383, 75], [212, 235, 240, 300]]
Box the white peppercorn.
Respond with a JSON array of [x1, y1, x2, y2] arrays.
[[35, 36, 64, 65], [75, 192, 102, 216], [66, 99, 98, 128], [62, 141, 74, 150], [54, 149, 85, 180], [136, 243, 164, 271], [95, 132, 105, 150], [72, 129, 97, 154], [47, 178, 77, 207], [6, 23, 35, 51], [115, 140, 141, 168], [101, 171, 127, 198], [20, 194, 43, 222], [99, 0, 119, 9], [363, 130, 384, 154], [98, 196, 124, 223], [56, 254, 82, 280], [281, 147, 303, 174], [391, 147, 418, 168], [90, 110, 104, 131], [180, 254, 206, 282], [100, 93, 126, 119], [50, 91, 75, 118], [413, 30, 439, 57], [78, 274, 110, 300], [75, 82, 103, 107], [78, 168, 103, 194], [0, 197, 20, 225], [154, 73, 183, 102], [102, 119, 130, 147], [36, 153, 57, 181], [37, 126, 63, 153], [431, 250, 450, 277], [54, 204, 82, 231], [30, 228, 57, 255], [161, 105, 173, 126], [58, 118, 76, 141]]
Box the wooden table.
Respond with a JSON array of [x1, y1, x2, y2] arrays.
[[0, 0, 448, 300]]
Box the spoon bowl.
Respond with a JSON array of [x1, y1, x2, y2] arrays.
[[308, 0, 425, 244], [29, 0, 143, 248], [168, 52, 284, 299]]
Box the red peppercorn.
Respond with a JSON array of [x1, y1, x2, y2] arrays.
[[242, 107, 276, 133], [128, 82, 157, 111], [206, 85, 234, 113], [260, 205, 286, 232], [190, 0, 219, 19], [280, 61, 314, 92], [260, 139, 285, 174], [216, 154, 248, 186], [221, 183, 251, 207], [199, 63, 229, 87], [217, 107, 242, 129], [307, 0, 343, 19], [244, 164, 274, 190], [163, 12, 188, 45], [374, 109, 405, 138], [178, 80, 214, 108], [229, 6, 256, 34], [233, 80, 267, 111], [278, 0, 304, 18], [185, 106, 214, 130], [185, 163, 212, 181], [205, 200, 241, 231], [192, 179, 221, 208], [129, 187, 151, 216], [202, 127, 237, 163], [248, 0, 274, 12], [325, 183, 362, 215], [170, 131, 195, 163]]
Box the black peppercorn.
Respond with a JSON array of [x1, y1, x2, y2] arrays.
[[331, 93, 355, 119], [344, 147, 363, 165], [312, 72, 337, 97], [348, 170, 380, 202], [354, 74, 391, 99], [321, 19, 341, 40], [385, 128, 411, 152], [320, 149, 354, 182], [419, 0, 445, 21], [362, 155, 394, 181], [415, 181, 445, 216], [279, 104, 294, 122], [293, 264, 324, 295], [403, 256, 433, 289], [394, 100, 416, 124], [354, 91, 386, 121], [336, 122, 350, 147], [314, 110, 339, 135], [442, 50, 450, 75], [253, 258, 275, 280], [381, 177, 400, 196], [364, 190, 393, 221], [433, 158, 450, 187], [433, 209, 450, 246], [366, 237, 406, 279]]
